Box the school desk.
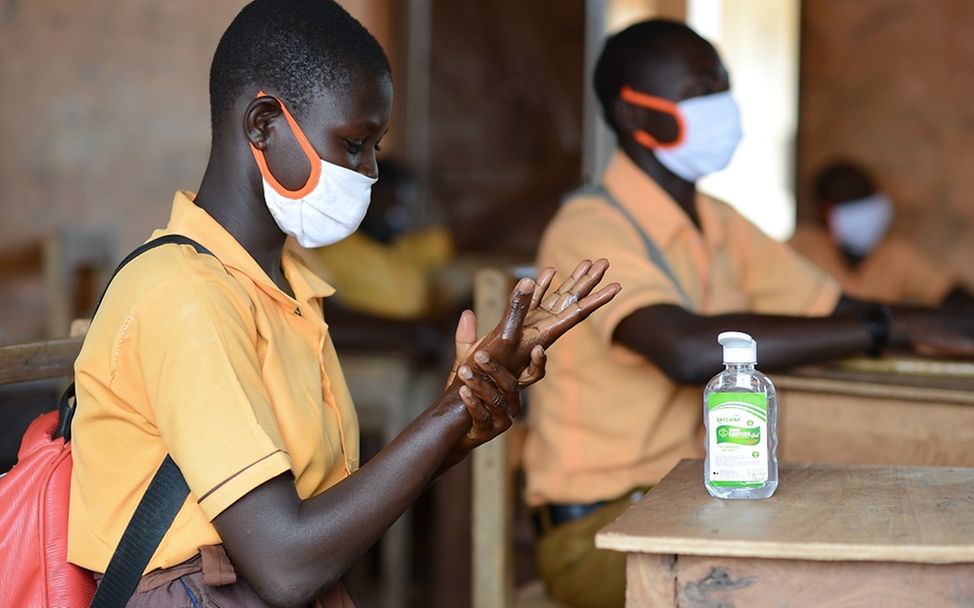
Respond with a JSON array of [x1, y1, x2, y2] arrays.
[[772, 358, 974, 467], [596, 459, 974, 607]]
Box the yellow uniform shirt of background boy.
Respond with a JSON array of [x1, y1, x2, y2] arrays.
[[790, 223, 953, 305], [524, 152, 840, 506], [68, 191, 359, 573]]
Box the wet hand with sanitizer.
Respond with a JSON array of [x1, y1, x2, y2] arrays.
[[704, 331, 778, 499]]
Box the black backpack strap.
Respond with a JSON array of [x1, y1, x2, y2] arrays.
[[89, 455, 189, 608], [55, 234, 215, 607], [91, 235, 216, 316]]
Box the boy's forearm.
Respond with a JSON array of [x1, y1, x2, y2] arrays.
[[214, 387, 472, 607]]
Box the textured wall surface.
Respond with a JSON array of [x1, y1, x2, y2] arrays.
[[0, 0, 242, 339], [799, 0, 974, 276], [0, 0, 244, 252]]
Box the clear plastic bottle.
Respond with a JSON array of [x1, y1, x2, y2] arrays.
[[704, 331, 778, 499]]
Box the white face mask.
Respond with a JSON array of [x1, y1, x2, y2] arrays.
[[828, 193, 893, 257], [621, 87, 743, 182], [251, 94, 377, 248]]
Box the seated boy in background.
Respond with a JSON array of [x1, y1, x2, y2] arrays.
[[790, 159, 970, 305], [526, 19, 974, 608]]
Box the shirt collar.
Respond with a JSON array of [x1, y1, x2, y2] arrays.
[[163, 191, 336, 303], [284, 246, 336, 300], [602, 150, 726, 248]]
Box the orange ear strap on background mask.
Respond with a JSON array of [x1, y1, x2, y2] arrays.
[[249, 90, 323, 199], [620, 85, 686, 150]]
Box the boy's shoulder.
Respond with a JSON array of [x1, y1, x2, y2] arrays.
[[548, 188, 637, 232], [97, 236, 253, 326]]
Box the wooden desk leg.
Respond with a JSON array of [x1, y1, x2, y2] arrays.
[[626, 554, 676, 608]]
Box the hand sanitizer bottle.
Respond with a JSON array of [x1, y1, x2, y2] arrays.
[[704, 331, 778, 499]]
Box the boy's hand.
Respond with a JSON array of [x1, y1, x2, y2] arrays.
[[909, 318, 974, 358], [895, 306, 974, 358], [440, 348, 544, 468], [470, 258, 620, 378], [438, 259, 617, 468], [447, 309, 547, 389]]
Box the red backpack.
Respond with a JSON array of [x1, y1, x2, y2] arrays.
[[0, 410, 95, 607], [0, 236, 213, 607]]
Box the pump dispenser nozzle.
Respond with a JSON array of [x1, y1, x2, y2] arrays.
[[718, 331, 757, 364]]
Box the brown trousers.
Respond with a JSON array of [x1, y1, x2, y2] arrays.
[[96, 545, 355, 608], [536, 495, 637, 608]]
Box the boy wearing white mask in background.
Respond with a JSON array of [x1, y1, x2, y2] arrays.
[[790, 160, 969, 305], [526, 19, 974, 608]]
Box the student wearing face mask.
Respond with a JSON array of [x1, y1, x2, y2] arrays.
[[525, 19, 974, 608], [66, 2, 621, 606], [790, 160, 969, 305]]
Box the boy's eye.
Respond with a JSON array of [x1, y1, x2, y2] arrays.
[[344, 139, 363, 154]]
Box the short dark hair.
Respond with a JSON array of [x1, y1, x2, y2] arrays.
[[813, 160, 875, 206], [593, 19, 704, 134], [208, 0, 390, 136]]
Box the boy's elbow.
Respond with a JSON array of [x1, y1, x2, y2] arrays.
[[245, 558, 344, 608], [656, 344, 715, 386], [254, 583, 308, 608], [658, 360, 709, 386]]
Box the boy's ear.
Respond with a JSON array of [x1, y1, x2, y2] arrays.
[[244, 96, 284, 149], [611, 96, 679, 145], [611, 95, 640, 135]]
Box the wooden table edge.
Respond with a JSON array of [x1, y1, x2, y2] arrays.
[[772, 373, 974, 405], [594, 532, 974, 564]]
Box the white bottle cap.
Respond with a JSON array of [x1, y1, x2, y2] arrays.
[[718, 331, 757, 364]]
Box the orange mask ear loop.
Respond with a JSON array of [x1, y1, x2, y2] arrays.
[[250, 90, 323, 199], [620, 86, 686, 150]]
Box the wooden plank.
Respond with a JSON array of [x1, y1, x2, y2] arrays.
[[625, 553, 676, 608], [777, 388, 974, 467], [773, 372, 974, 405], [472, 267, 515, 608], [0, 337, 83, 385], [672, 554, 974, 607], [596, 459, 974, 563], [833, 356, 974, 378], [775, 372, 974, 404]]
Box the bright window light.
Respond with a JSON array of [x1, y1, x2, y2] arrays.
[[689, 0, 801, 241]]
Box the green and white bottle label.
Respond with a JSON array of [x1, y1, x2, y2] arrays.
[[707, 392, 768, 487]]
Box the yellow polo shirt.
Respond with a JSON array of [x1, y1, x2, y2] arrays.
[[68, 191, 360, 573], [524, 151, 840, 506], [789, 223, 953, 305]]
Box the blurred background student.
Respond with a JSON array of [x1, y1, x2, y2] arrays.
[[790, 160, 971, 306]]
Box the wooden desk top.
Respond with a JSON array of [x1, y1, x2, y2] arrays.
[[596, 459, 974, 564], [774, 361, 974, 406]]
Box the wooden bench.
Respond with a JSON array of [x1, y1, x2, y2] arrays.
[[0, 336, 83, 386], [597, 459, 974, 607], [0, 332, 84, 471]]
